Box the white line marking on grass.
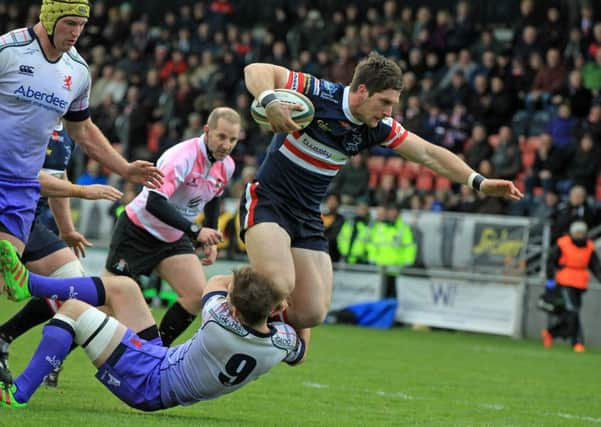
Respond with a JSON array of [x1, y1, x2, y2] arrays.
[[374, 390, 414, 400], [554, 412, 601, 424], [477, 403, 505, 410], [302, 382, 330, 389], [471, 345, 580, 360]]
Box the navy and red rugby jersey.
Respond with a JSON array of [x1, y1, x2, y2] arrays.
[[255, 70, 409, 213]]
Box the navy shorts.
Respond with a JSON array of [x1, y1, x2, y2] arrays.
[[239, 182, 328, 252], [22, 218, 67, 263], [105, 214, 195, 277], [96, 329, 167, 412], [0, 178, 40, 243]]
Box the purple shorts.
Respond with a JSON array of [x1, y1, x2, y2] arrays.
[[0, 178, 40, 243], [95, 329, 168, 412]]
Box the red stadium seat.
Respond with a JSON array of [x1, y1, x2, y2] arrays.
[[435, 177, 452, 190], [369, 171, 380, 189], [416, 175, 433, 191], [367, 156, 385, 173], [400, 161, 420, 179], [521, 151, 536, 170], [382, 156, 404, 175]]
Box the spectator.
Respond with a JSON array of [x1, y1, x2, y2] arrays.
[[490, 126, 521, 181], [526, 48, 567, 112], [543, 221, 601, 352], [337, 200, 371, 265], [545, 103, 577, 149], [559, 133, 601, 196], [371, 173, 398, 207], [329, 154, 370, 205], [553, 185, 599, 240], [582, 49, 601, 96], [555, 70, 593, 119], [483, 76, 516, 134], [463, 124, 492, 169], [524, 132, 565, 198], [75, 159, 109, 186], [322, 194, 345, 263]]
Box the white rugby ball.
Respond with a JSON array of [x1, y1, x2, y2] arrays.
[[251, 89, 315, 130]]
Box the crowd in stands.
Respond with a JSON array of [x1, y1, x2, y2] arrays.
[[4, 0, 601, 261]]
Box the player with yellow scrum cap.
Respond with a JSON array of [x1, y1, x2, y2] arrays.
[[39, 0, 90, 48]]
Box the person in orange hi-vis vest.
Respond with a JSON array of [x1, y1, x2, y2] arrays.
[[542, 221, 601, 352]]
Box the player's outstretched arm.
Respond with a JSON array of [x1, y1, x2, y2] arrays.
[[64, 118, 164, 188], [395, 132, 523, 200]]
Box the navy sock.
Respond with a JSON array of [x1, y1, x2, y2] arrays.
[[0, 297, 54, 343], [28, 274, 105, 306], [159, 302, 195, 346], [14, 320, 74, 403]]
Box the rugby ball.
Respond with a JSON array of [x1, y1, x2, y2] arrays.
[[251, 89, 315, 130]]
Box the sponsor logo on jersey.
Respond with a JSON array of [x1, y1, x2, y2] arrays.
[[317, 120, 332, 133], [63, 75, 72, 91], [188, 196, 203, 208], [13, 85, 69, 110], [18, 65, 34, 76]]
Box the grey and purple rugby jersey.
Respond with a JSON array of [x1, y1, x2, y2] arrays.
[[0, 27, 90, 181], [255, 70, 409, 213]]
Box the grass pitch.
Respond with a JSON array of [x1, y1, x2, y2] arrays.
[[1, 298, 600, 426]]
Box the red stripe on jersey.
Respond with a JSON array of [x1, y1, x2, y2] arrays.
[[247, 183, 259, 227], [283, 139, 342, 171], [297, 73, 305, 93], [285, 71, 294, 89], [388, 129, 409, 149], [291, 131, 302, 139]]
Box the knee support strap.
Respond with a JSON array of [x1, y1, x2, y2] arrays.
[[51, 259, 86, 278], [56, 307, 119, 361]]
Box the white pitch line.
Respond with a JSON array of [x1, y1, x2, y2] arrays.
[[554, 412, 601, 424]]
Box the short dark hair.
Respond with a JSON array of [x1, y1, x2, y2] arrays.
[[350, 52, 403, 94], [229, 267, 283, 326]]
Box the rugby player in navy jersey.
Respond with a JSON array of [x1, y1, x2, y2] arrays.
[[241, 53, 522, 342]]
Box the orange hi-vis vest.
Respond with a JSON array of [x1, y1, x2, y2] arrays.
[[555, 235, 595, 289]]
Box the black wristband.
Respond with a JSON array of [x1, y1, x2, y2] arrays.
[[473, 174, 485, 191], [260, 93, 278, 108]]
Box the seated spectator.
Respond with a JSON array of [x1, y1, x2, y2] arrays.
[[371, 173, 398, 207], [483, 76, 517, 134], [75, 159, 109, 186], [553, 185, 600, 240], [579, 104, 601, 142], [555, 70, 593, 119], [524, 132, 565, 198], [525, 48, 566, 112], [558, 133, 601, 196], [582, 49, 601, 96], [463, 124, 492, 169], [322, 194, 345, 263], [329, 153, 370, 205], [490, 126, 522, 181], [436, 69, 472, 112], [545, 103, 578, 149]]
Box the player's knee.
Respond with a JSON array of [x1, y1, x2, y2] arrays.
[[50, 259, 86, 277], [291, 303, 328, 328]]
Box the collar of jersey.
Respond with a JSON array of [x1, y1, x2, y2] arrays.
[[342, 86, 363, 126]]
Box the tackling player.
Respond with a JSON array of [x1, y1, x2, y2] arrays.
[[241, 53, 523, 334], [0, 242, 305, 410]]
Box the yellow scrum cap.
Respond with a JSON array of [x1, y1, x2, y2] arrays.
[[40, 0, 90, 37]]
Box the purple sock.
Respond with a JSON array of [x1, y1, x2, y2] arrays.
[[14, 322, 74, 403], [28, 273, 105, 306]]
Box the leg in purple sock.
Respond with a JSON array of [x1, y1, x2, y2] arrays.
[[13, 319, 74, 403], [28, 274, 106, 306]]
